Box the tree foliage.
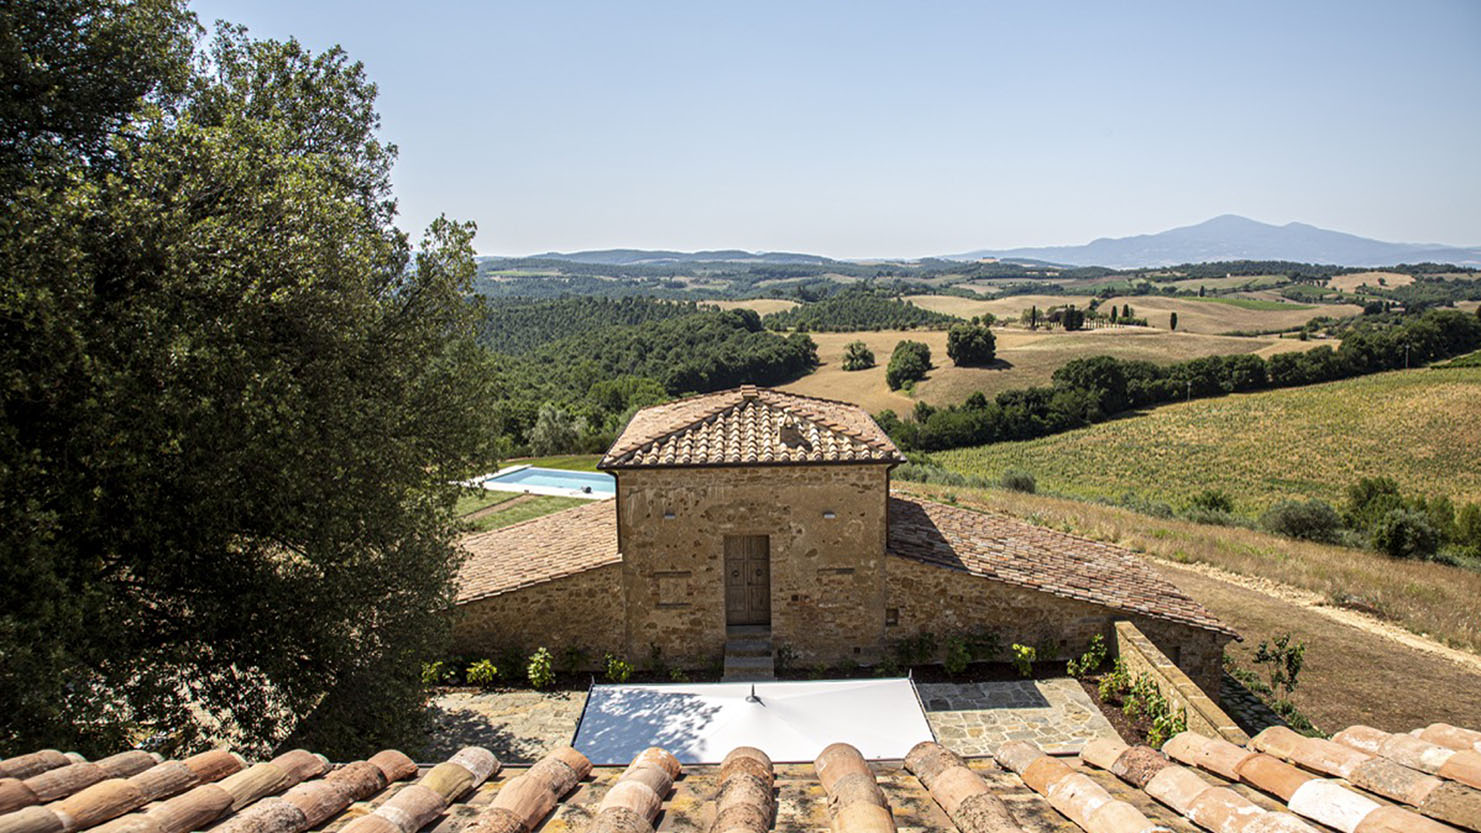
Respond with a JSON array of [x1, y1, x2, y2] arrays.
[[763, 288, 960, 332], [886, 341, 932, 390], [1, 4, 500, 758], [480, 297, 700, 354], [946, 323, 996, 366], [882, 309, 1481, 453], [842, 340, 876, 371]]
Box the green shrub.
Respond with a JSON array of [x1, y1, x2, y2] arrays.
[[1372, 508, 1440, 560], [668, 668, 690, 682], [1345, 476, 1403, 530], [1010, 643, 1037, 678], [466, 659, 500, 689], [946, 323, 996, 367], [1067, 635, 1107, 678], [943, 636, 970, 675], [421, 660, 452, 687], [842, 341, 875, 371], [603, 653, 633, 683], [1098, 657, 1130, 701], [1000, 469, 1036, 493], [560, 645, 589, 672], [1261, 499, 1343, 543], [527, 647, 555, 690], [1189, 489, 1234, 513], [775, 644, 799, 673], [886, 341, 931, 390], [1252, 633, 1305, 699]]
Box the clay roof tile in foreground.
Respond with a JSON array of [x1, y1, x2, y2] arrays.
[[888, 494, 1238, 638], [599, 385, 906, 469], [454, 500, 618, 604]]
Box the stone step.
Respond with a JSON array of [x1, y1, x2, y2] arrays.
[[726, 624, 771, 638], [725, 638, 773, 657], [723, 653, 776, 681]]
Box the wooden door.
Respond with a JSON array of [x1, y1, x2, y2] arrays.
[[724, 535, 771, 626]]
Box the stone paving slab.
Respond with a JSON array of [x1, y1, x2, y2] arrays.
[[917, 678, 1118, 756], [422, 677, 1117, 763], [422, 689, 587, 763]]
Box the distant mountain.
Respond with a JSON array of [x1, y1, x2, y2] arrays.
[[947, 215, 1481, 269], [487, 249, 841, 266]]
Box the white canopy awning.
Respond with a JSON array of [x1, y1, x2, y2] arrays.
[[571, 678, 935, 765]]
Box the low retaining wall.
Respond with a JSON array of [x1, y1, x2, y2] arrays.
[[1114, 621, 1248, 745]]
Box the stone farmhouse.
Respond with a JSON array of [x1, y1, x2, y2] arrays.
[[453, 385, 1236, 695]]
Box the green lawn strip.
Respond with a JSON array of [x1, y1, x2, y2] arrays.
[[455, 489, 520, 517], [468, 495, 593, 532]]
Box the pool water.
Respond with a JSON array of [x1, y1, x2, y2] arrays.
[[481, 466, 615, 498]]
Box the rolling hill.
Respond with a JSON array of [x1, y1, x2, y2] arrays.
[[948, 214, 1481, 269]]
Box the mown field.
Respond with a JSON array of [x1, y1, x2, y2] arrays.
[[1327, 271, 1413, 292], [709, 298, 800, 315], [935, 367, 1481, 513], [1098, 294, 1361, 334], [1162, 274, 1288, 293], [907, 293, 1094, 320], [780, 327, 1324, 413]]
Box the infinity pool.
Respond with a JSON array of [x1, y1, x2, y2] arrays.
[[478, 465, 614, 499]]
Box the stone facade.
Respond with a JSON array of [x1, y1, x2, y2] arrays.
[[452, 562, 625, 661], [614, 463, 891, 666], [884, 556, 1227, 693]]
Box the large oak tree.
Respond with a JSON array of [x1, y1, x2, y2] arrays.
[[2, 1, 499, 757]]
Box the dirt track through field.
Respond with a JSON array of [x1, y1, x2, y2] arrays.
[[1152, 559, 1481, 732]]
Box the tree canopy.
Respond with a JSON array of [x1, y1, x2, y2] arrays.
[[946, 323, 996, 366], [885, 341, 932, 390], [2, 2, 500, 758]]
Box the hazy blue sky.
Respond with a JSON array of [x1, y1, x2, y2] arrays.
[[188, 0, 1480, 258]]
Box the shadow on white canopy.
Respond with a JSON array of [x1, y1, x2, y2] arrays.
[[572, 678, 935, 765]]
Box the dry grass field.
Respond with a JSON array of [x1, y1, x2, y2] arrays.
[[893, 481, 1481, 731], [709, 298, 800, 315], [1100, 294, 1362, 334], [907, 293, 1094, 320], [1162, 274, 1289, 293], [936, 367, 1481, 511], [779, 327, 1325, 412], [1327, 271, 1414, 292]]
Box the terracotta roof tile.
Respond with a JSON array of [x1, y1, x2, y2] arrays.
[[599, 385, 905, 469], [454, 500, 618, 603], [888, 495, 1237, 637]]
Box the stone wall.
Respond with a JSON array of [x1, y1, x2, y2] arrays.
[[1114, 621, 1248, 744], [614, 464, 891, 666], [885, 556, 1229, 697], [451, 564, 625, 665]]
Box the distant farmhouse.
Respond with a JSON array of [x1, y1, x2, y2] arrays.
[[453, 386, 1235, 694]]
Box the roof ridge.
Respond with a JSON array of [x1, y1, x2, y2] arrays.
[[602, 390, 744, 462], [603, 394, 750, 465]]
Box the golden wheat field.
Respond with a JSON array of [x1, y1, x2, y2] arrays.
[[1326, 271, 1414, 292], [1097, 294, 1362, 334], [935, 367, 1481, 512], [906, 293, 1095, 320], [708, 298, 800, 315], [779, 327, 1327, 413]]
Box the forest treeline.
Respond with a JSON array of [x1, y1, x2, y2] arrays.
[[880, 309, 1481, 452], [481, 297, 703, 353], [761, 288, 961, 331], [485, 307, 818, 455]]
